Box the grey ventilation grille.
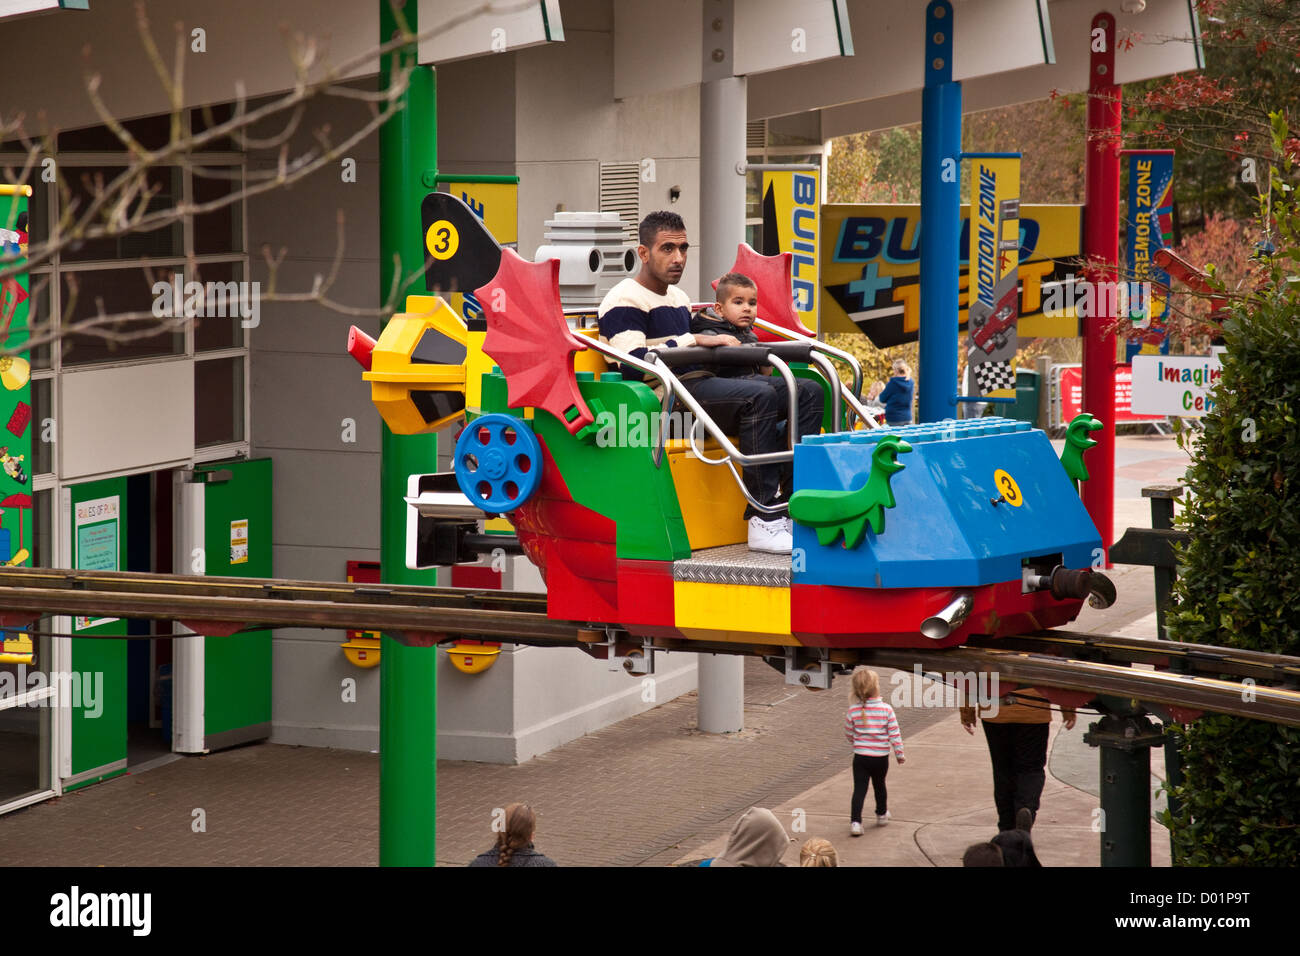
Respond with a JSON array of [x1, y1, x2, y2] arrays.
[[599, 162, 639, 243]]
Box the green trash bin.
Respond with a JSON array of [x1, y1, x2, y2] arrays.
[[1009, 368, 1041, 426]]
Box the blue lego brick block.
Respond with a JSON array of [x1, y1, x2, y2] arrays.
[[793, 418, 1102, 588]]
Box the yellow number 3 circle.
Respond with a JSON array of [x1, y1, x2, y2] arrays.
[[425, 220, 459, 259], [993, 469, 1024, 507]]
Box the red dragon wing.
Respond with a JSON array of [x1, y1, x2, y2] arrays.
[[727, 243, 815, 341], [475, 249, 596, 435]]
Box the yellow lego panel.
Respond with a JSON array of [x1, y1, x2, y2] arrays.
[[573, 327, 612, 376], [364, 297, 471, 434], [674, 580, 791, 636], [674, 626, 802, 647], [465, 330, 493, 411], [666, 446, 748, 550]]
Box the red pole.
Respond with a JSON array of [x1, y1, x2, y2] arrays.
[[1082, 11, 1120, 564]]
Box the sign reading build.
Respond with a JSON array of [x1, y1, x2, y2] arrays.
[[819, 203, 1083, 347], [760, 167, 819, 333]]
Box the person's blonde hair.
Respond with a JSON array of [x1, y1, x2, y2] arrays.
[[850, 667, 880, 703], [892, 359, 911, 378], [799, 838, 838, 867], [496, 803, 536, 867]]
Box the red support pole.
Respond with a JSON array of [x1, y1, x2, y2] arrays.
[[1082, 12, 1120, 563]]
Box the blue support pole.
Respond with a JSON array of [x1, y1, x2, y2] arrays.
[[918, 0, 962, 424]]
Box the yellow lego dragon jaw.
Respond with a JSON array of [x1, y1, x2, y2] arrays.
[[354, 294, 493, 435]]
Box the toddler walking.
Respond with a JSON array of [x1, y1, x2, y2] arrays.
[[844, 668, 905, 835]]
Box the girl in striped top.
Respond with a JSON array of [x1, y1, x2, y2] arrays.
[[844, 668, 905, 835]]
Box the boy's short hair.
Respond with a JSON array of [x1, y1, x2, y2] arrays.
[[962, 842, 1004, 867], [639, 211, 686, 247], [715, 272, 757, 302]]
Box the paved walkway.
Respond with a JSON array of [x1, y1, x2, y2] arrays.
[[0, 435, 1190, 866]]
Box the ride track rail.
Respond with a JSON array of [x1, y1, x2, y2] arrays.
[[1, 566, 1298, 727]]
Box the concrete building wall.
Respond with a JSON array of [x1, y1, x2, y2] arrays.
[[245, 89, 385, 751], [250, 42, 701, 758], [1, 0, 378, 132], [514, 0, 703, 297], [8, 0, 708, 762]]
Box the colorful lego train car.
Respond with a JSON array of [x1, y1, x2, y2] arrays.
[[349, 201, 1113, 659]]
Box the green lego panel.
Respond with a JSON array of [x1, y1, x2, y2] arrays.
[[486, 370, 690, 560]]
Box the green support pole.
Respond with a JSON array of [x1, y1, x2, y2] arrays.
[[379, 1, 439, 868], [1085, 709, 1163, 867], [1164, 725, 1185, 864]]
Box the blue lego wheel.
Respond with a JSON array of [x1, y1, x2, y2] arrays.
[[454, 413, 543, 514]]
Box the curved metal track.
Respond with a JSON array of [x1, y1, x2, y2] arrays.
[[0, 567, 1295, 726]]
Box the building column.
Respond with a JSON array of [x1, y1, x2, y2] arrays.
[[696, 2, 747, 733], [698, 73, 747, 293]]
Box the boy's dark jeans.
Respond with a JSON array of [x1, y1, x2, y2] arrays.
[[681, 374, 824, 519]]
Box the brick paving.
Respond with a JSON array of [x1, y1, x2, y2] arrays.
[[0, 660, 947, 866]]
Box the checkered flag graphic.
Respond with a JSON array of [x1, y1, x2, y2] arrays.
[[973, 360, 1016, 394]]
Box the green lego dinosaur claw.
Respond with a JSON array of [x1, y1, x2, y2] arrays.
[[814, 524, 842, 547], [1061, 412, 1104, 482], [573, 397, 608, 443], [789, 436, 912, 549]]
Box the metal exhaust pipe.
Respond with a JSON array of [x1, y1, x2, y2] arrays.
[[920, 593, 974, 641], [1087, 572, 1117, 609]]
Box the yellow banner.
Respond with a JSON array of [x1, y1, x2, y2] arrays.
[[441, 180, 518, 326], [818, 203, 1083, 346], [967, 156, 1021, 397], [761, 168, 819, 333]]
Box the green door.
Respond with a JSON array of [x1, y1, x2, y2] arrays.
[[64, 476, 129, 791], [195, 458, 272, 749]]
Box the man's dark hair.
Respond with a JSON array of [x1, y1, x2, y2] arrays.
[[961, 842, 1004, 867], [715, 272, 757, 301], [639, 211, 686, 248]]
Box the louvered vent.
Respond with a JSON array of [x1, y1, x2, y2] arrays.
[[599, 162, 640, 243], [746, 120, 767, 151]]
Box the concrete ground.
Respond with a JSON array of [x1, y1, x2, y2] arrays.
[[0, 434, 1192, 866]]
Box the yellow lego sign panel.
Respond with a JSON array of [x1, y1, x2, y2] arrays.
[[819, 204, 1083, 345]]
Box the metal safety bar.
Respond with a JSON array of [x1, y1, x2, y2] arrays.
[[677, 353, 803, 516], [752, 317, 865, 400], [751, 317, 878, 430], [582, 336, 794, 470]]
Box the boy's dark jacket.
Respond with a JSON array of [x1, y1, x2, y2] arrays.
[[690, 307, 764, 377]]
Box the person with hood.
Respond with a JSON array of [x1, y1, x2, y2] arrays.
[[703, 807, 792, 866]]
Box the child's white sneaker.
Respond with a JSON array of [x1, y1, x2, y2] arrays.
[[748, 515, 792, 553], [876, 811, 891, 826], [850, 821, 863, 837]]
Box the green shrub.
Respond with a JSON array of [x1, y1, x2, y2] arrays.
[[1163, 114, 1300, 865]]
